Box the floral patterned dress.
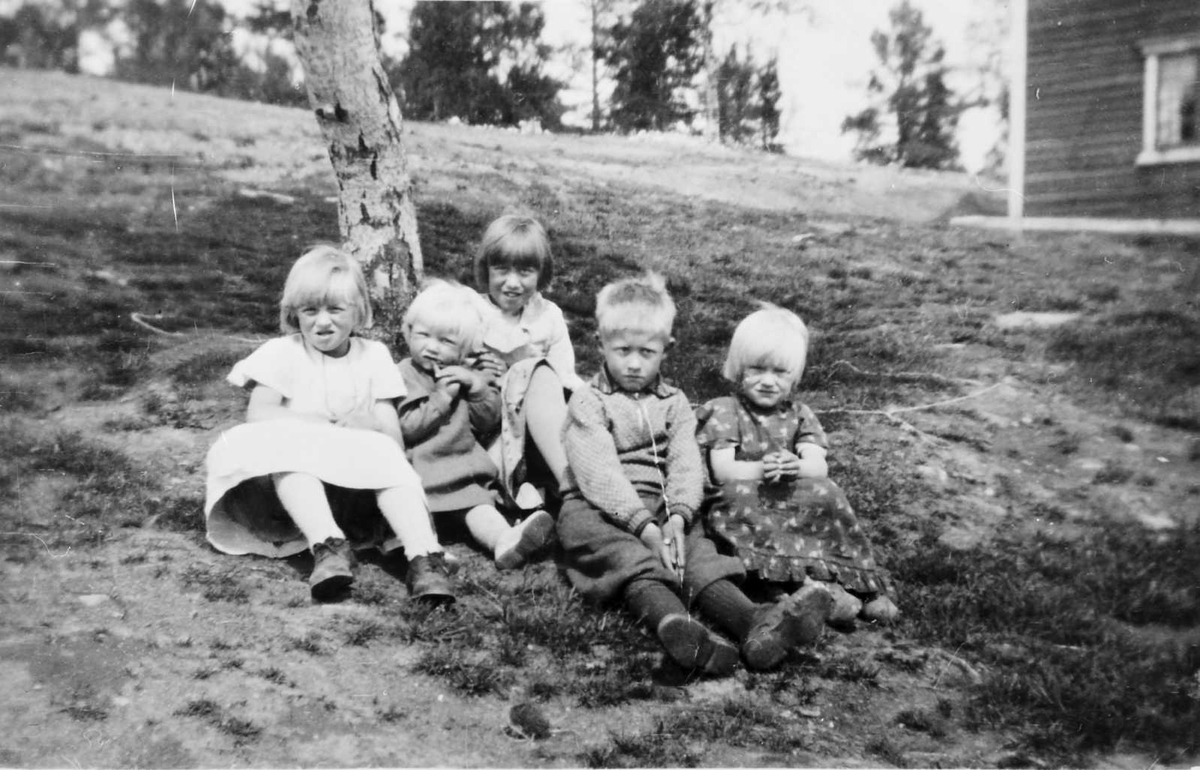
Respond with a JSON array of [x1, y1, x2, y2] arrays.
[[695, 394, 892, 595]]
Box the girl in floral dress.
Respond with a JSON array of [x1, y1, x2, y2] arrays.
[[696, 305, 898, 625]]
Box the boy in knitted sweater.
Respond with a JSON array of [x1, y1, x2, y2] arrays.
[[557, 274, 832, 676]]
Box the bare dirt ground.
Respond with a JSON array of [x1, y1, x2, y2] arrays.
[[1, 70, 1197, 768]]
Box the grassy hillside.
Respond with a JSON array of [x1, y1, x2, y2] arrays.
[[1, 68, 1198, 768]]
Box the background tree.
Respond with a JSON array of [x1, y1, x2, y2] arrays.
[[394, 2, 563, 129], [840, 0, 961, 169], [0, 3, 79, 70], [758, 55, 782, 151], [291, 0, 422, 337], [716, 44, 756, 144], [695, 0, 808, 142], [606, 0, 703, 132], [114, 0, 242, 92], [584, 0, 623, 131]]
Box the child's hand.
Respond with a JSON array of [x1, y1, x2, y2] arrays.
[[435, 365, 483, 396], [639, 516, 686, 578], [762, 451, 797, 483], [661, 514, 687, 576], [336, 411, 381, 432], [470, 350, 508, 381]]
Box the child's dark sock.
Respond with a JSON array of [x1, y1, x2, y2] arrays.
[[624, 579, 686, 630], [694, 579, 758, 640]]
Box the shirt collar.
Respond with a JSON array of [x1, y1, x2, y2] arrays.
[[591, 366, 676, 398]]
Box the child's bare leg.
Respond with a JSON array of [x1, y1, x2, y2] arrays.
[[375, 485, 441, 557], [273, 472, 351, 599], [465, 504, 509, 551], [466, 503, 555, 570], [272, 472, 344, 545], [524, 366, 569, 487]]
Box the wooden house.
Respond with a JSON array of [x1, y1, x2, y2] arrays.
[[1006, 0, 1200, 228]]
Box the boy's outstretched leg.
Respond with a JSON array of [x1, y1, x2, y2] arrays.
[[695, 578, 832, 670], [625, 579, 738, 676]]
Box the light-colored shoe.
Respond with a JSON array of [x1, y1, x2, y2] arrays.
[[824, 582, 864, 627], [495, 510, 556, 570], [860, 594, 900, 624]]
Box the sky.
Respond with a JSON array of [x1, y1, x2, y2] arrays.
[[66, 0, 1009, 171], [531, 0, 1007, 169]]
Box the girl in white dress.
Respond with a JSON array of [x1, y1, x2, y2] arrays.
[[204, 245, 455, 603]]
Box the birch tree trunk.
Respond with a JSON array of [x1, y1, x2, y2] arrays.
[[290, 0, 421, 337]]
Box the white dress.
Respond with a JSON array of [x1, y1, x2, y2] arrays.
[[204, 334, 421, 557]]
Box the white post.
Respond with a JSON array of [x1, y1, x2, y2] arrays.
[[1008, 0, 1028, 225]]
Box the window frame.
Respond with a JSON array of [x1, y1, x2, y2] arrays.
[[1137, 35, 1200, 166]]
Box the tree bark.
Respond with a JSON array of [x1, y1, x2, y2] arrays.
[[290, 0, 421, 338]]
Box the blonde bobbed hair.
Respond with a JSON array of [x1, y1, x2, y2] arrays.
[[723, 304, 809, 388], [279, 245, 372, 333]]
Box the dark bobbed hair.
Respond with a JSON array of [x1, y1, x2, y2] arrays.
[[473, 214, 553, 290]]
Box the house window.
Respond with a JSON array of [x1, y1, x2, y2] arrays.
[[1139, 37, 1200, 165]]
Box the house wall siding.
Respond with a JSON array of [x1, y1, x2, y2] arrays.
[[1027, 0, 1200, 217]]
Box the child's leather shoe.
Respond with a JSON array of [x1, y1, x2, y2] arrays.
[[656, 614, 739, 676], [309, 537, 354, 601], [743, 583, 833, 670], [860, 594, 900, 624], [495, 509, 556, 570], [406, 552, 456, 605]]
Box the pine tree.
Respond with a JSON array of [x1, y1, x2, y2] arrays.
[[841, 0, 961, 169], [395, 2, 562, 129], [606, 0, 703, 132]]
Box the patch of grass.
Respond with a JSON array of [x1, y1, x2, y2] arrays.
[[413, 645, 512, 697], [659, 697, 810, 754], [0, 377, 43, 411], [572, 655, 662, 708], [895, 706, 949, 738], [342, 618, 385, 647], [167, 348, 245, 386], [1109, 424, 1135, 443], [153, 494, 205, 533], [582, 727, 702, 768], [819, 652, 881, 685], [1048, 309, 1200, 430], [284, 633, 326, 655], [1051, 431, 1082, 455], [893, 519, 1200, 759], [255, 667, 293, 687], [865, 735, 908, 767], [0, 423, 158, 544], [175, 699, 220, 719], [180, 564, 251, 603], [60, 704, 108, 721], [1092, 461, 1133, 485], [394, 601, 484, 646], [376, 705, 407, 723]]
